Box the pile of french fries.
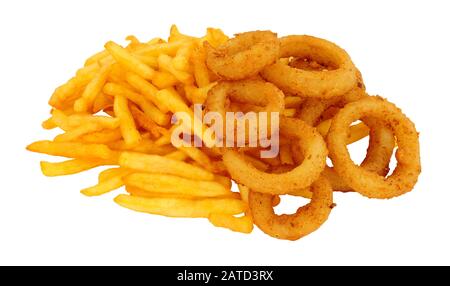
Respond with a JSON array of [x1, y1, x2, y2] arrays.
[[27, 26, 253, 234]]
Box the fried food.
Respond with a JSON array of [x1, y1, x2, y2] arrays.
[[327, 96, 421, 198], [205, 31, 279, 80], [27, 26, 421, 240], [261, 35, 358, 98]]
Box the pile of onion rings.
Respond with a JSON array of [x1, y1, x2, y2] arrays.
[[208, 30, 421, 240]]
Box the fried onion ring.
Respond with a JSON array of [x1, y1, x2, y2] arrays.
[[327, 96, 421, 198], [248, 176, 333, 240], [206, 79, 284, 143], [223, 117, 327, 194], [261, 35, 357, 98], [205, 31, 279, 80]]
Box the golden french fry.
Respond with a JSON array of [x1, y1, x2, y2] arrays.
[[54, 116, 120, 142], [164, 150, 188, 161], [237, 184, 250, 203], [114, 194, 246, 218], [119, 151, 214, 180], [105, 41, 155, 80], [40, 159, 112, 176], [113, 94, 141, 146], [81, 169, 131, 196], [136, 41, 187, 57], [80, 128, 122, 144], [208, 213, 253, 234], [41, 117, 57, 130], [347, 122, 370, 144], [98, 167, 128, 182], [124, 173, 230, 197], [66, 114, 120, 129], [316, 119, 370, 144], [27, 140, 116, 160]]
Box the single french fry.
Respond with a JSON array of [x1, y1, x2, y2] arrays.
[[98, 167, 128, 182], [114, 194, 246, 218], [41, 117, 57, 130], [66, 114, 120, 129], [79, 129, 122, 144], [124, 173, 230, 197], [54, 122, 113, 142], [105, 41, 155, 80], [347, 122, 370, 144], [208, 213, 253, 234], [237, 184, 250, 203], [316, 119, 369, 145], [164, 150, 188, 161], [113, 94, 141, 146], [81, 169, 131, 196], [136, 41, 187, 57], [27, 140, 115, 160], [40, 159, 112, 176], [119, 151, 214, 181]]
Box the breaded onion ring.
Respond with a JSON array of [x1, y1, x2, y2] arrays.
[[261, 35, 357, 98], [206, 79, 285, 143], [223, 117, 327, 194], [248, 176, 333, 240], [205, 31, 279, 80], [323, 117, 395, 192], [327, 96, 421, 199]]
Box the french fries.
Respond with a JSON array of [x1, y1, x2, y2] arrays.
[[28, 26, 257, 236]]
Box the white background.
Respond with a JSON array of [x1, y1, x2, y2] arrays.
[[0, 0, 449, 266]]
